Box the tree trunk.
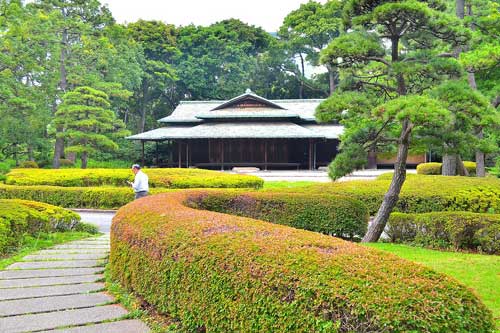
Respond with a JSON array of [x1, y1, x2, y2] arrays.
[[299, 53, 305, 99], [28, 145, 34, 161], [367, 149, 377, 169], [442, 154, 457, 176], [476, 130, 485, 177], [53, 27, 69, 169], [362, 119, 412, 242], [326, 64, 336, 96], [456, 155, 469, 176], [81, 151, 88, 169]]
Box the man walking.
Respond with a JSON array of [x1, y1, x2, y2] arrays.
[[128, 164, 149, 199]]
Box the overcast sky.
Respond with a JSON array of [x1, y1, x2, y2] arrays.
[[102, 0, 325, 32]]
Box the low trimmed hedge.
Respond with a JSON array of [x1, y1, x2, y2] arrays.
[[6, 168, 263, 189], [416, 162, 477, 175], [387, 211, 500, 254], [282, 174, 500, 215], [110, 191, 494, 332], [0, 184, 173, 209], [186, 191, 368, 240], [416, 162, 442, 175], [0, 199, 81, 255]]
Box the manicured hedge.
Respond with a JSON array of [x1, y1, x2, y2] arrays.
[[0, 184, 173, 209], [416, 162, 477, 175], [6, 168, 263, 189], [0, 199, 81, 255], [387, 211, 500, 254], [416, 162, 442, 175], [186, 191, 368, 240], [110, 191, 494, 332], [281, 174, 500, 215]]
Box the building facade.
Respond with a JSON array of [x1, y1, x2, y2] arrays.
[[128, 90, 343, 170]]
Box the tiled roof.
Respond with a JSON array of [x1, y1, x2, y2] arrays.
[[127, 122, 343, 140]]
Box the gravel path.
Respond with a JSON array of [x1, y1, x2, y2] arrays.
[[0, 215, 150, 333]]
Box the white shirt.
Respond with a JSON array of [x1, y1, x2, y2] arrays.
[[132, 170, 149, 193]]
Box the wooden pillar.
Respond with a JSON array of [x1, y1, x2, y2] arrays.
[[178, 141, 182, 168], [264, 141, 268, 171], [155, 141, 159, 167], [141, 140, 145, 167], [221, 140, 225, 171], [313, 142, 317, 170], [186, 141, 189, 168], [308, 139, 313, 171]]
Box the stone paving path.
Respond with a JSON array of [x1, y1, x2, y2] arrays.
[[0, 234, 150, 333]]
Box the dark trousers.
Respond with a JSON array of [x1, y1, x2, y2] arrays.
[[134, 191, 148, 200]]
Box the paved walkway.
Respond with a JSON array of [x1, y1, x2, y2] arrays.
[[0, 221, 150, 332]]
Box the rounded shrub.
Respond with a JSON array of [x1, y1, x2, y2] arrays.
[[110, 192, 494, 333], [0, 199, 81, 254], [18, 161, 39, 168], [463, 161, 477, 175], [59, 159, 76, 167], [416, 162, 442, 175], [186, 191, 368, 240], [387, 211, 500, 254]]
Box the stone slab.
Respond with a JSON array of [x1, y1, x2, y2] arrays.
[[0, 305, 127, 333], [0, 268, 104, 280], [39, 319, 151, 333], [52, 245, 109, 249], [0, 274, 103, 288], [23, 253, 108, 261], [0, 283, 104, 301], [7, 260, 105, 270], [34, 249, 109, 255], [0, 293, 113, 317]]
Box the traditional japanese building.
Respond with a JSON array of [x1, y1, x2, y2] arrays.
[[127, 90, 343, 170]]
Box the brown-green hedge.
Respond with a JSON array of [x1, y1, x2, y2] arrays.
[[0, 199, 81, 255], [6, 168, 263, 189], [278, 174, 500, 215], [110, 191, 494, 332], [186, 191, 368, 240], [388, 211, 500, 254]]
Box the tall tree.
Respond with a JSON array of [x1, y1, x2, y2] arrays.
[[319, 0, 468, 242], [279, 0, 342, 97], [54, 86, 129, 168]]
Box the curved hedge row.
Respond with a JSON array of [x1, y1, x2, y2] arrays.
[[6, 168, 263, 189], [282, 174, 500, 215], [0, 184, 172, 209], [416, 162, 477, 175], [110, 192, 494, 332], [388, 211, 500, 254], [0, 199, 81, 254], [186, 191, 368, 240]]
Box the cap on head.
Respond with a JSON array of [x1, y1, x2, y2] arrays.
[[132, 164, 141, 170]]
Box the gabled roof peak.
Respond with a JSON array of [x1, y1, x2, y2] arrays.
[[211, 90, 287, 111]]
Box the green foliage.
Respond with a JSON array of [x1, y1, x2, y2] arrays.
[[187, 191, 369, 240], [327, 144, 367, 180], [6, 168, 263, 189], [18, 161, 39, 168], [54, 86, 130, 167], [110, 191, 494, 332], [276, 174, 500, 215], [74, 222, 99, 234], [0, 199, 81, 255], [417, 162, 443, 175], [388, 211, 500, 254]]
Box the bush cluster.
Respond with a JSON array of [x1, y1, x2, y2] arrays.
[[6, 168, 263, 189], [110, 191, 494, 332], [388, 211, 500, 254], [416, 161, 477, 175], [186, 191, 368, 240], [0, 184, 167, 209], [0, 199, 81, 255], [282, 174, 500, 215], [18, 161, 39, 168]]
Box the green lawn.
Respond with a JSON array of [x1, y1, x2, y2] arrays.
[[0, 232, 97, 270], [262, 181, 317, 189], [366, 243, 500, 329]]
